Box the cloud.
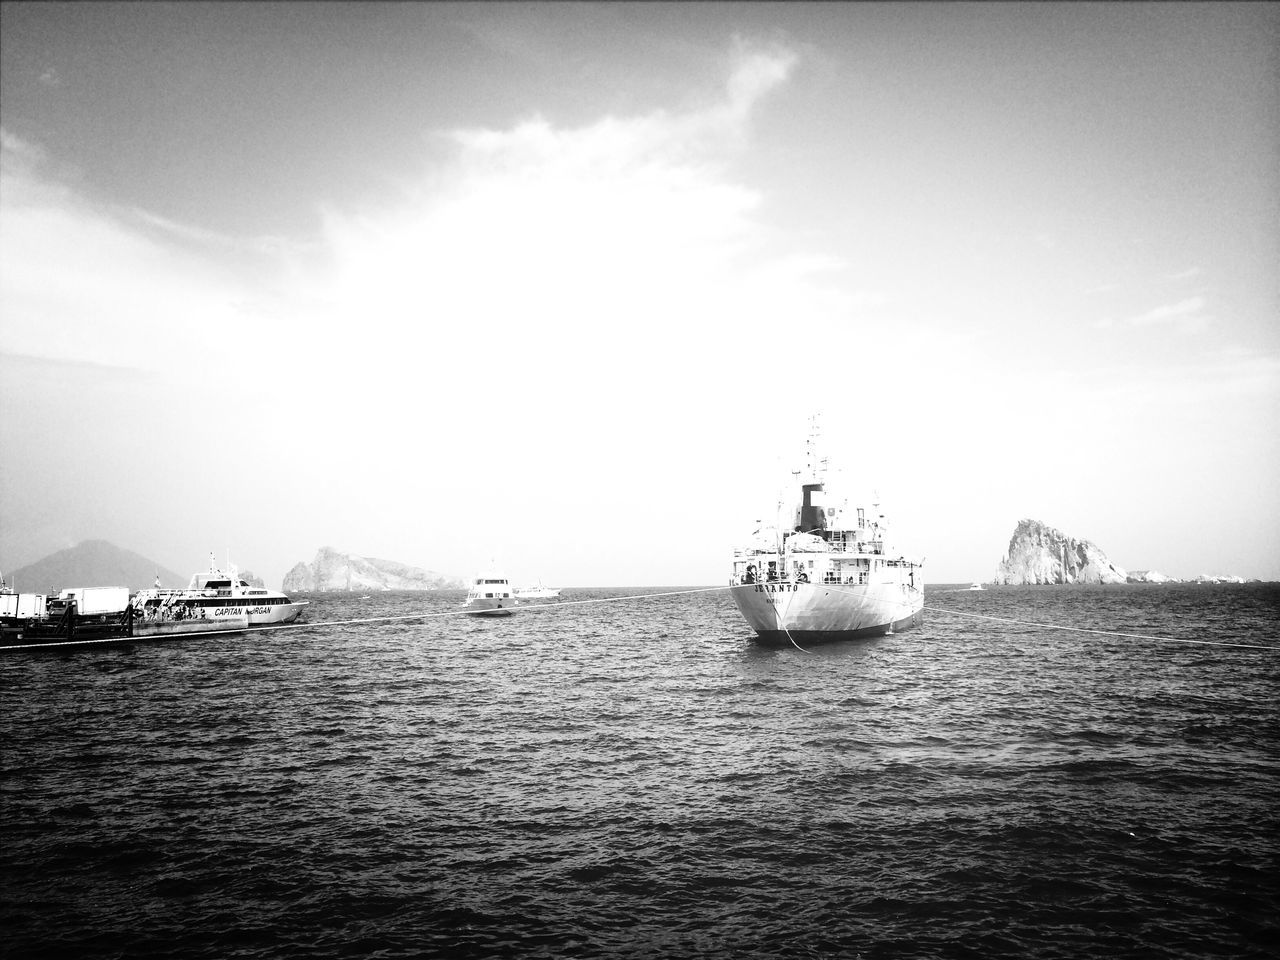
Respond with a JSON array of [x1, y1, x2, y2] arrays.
[[1121, 296, 1210, 331], [0, 128, 278, 377], [285, 42, 829, 424], [3, 40, 807, 384], [1, 128, 45, 166], [724, 40, 798, 122]]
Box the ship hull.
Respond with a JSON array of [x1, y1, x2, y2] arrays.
[[244, 601, 307, 625], [462, 599, 518, 617], [729, 581, 924, 645], [132, 616, 250, 638], [1, 613, 251, 649], [135, 597, 308, 626]]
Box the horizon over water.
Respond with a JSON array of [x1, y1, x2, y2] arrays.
[[2, 583, 1277, 959]]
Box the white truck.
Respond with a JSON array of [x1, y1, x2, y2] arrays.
[[56, 586, 131, 615], [1, 593, 47, 619]]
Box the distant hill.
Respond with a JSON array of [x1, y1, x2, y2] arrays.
[[4, 540, 186, 593], [284, 546, 463, 592]]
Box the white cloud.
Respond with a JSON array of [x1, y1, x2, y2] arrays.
[[280, 43, 829, 431], [1121, 296, 1209, 331], [1, 128, 45, 166], [2, 46, 836, 584], [2, 42, 807, 400], [0, 129, 308, 388], [725, 40, 798, 122]]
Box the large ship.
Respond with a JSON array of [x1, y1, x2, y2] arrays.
[[728, 420, 924, 645]]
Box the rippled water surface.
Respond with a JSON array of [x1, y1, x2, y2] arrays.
[[3, 584, 1278, 959]]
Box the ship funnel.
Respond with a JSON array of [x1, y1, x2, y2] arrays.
[[798, 483, 827, 534]]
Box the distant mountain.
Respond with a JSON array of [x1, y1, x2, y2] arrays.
[[4, 540, 185, 593], [994, 519, 1127, 585], [283, 546, 463, 592]]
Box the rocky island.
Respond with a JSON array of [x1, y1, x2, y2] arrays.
[[283, 546, 463, 592], [994, 519, 1127, 585]]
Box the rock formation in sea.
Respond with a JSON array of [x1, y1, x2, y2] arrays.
[[237, 570, 266, 589], [283, 546, 463, 592], [994, 519, 1127, 585], [1126, 569, 1173, 584]]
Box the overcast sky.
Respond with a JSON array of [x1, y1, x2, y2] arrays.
[[2, 2, 1276, 587]]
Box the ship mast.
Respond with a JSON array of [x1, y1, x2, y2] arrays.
[[805, 414, 824, 483]]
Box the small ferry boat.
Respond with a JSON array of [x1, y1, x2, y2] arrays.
[[462, 571, 518, 616], [969, 582, 985, 591], [728, 417, 924, 645], [131, 555, 308, 627]]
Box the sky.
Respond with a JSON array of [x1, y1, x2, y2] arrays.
[[1, 2, 1277, 587]]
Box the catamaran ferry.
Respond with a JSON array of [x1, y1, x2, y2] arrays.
[[462, 571, 518, 616], [132, 556, 308, 627], [728, 419, 924, 645]]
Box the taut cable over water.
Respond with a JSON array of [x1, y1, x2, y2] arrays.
[[921, 604, 1277, 650], [4, 586, 1276, 651]]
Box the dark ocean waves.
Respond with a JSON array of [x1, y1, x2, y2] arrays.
[[2, 585, 1278, 958]]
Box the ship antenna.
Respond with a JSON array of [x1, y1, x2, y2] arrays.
[[806, 415, 815, 481], [805, 413, 826, 482]]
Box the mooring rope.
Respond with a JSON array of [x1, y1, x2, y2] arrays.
[[268, 586, 731, 634], [779, 583, 809, 654], [0, 624, 266, 652]]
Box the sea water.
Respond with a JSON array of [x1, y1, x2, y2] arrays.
[[2, 583, 1277, 959]]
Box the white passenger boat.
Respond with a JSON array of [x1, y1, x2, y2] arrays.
[[969, 582, 985, 591], [462, 571, 518, 616], [728, 418, 924, 645], [131, 555, 308, 627], [514, 581, 560, 600]]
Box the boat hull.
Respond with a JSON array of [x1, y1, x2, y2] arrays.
[[244, 601, 307, 625], [133, 615, 250, 638], [1, 613, 251, 649], [729, 580, 924, 645], [462, 599, 518, 617], [134, 598, 307, 627]]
